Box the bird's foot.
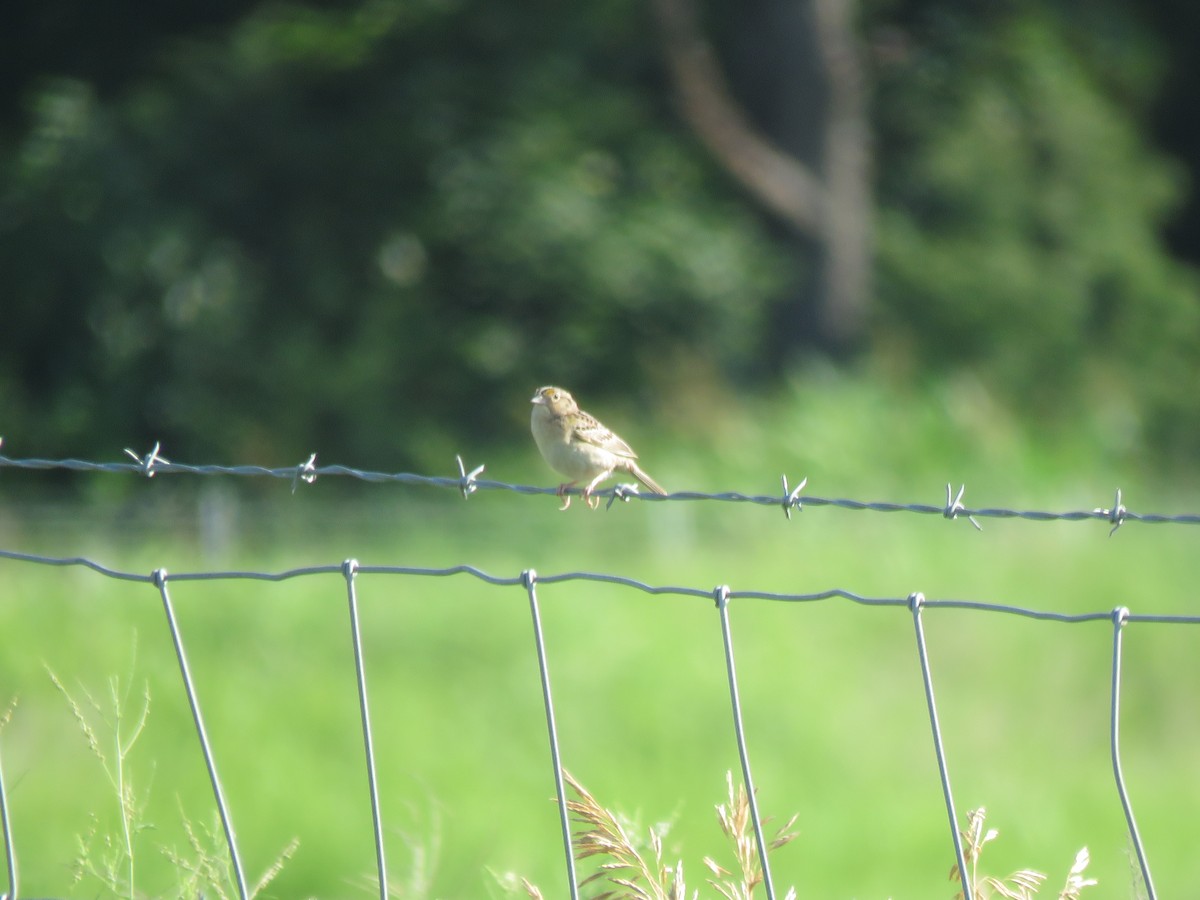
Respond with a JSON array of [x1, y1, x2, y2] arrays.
[[556, 483, 576, 511], [582, 471, 612, 510]]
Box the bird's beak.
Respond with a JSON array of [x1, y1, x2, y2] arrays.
[[530, 388, 546, 405]]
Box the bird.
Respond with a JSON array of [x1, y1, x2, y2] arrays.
[[530, 385, 667, 510]]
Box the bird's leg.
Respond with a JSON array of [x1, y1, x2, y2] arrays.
[[582, 469, 614, 510], [556, 482, 577, 511]]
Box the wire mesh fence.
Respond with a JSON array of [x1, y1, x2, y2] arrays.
[[1, 448, 1196, 899]]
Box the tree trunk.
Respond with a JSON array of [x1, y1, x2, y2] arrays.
[[652, 0, 871, 350]]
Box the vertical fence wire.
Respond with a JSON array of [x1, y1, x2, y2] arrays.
[[909, 593, 971, 899], [1109, 607, 1156, 900], [715, 585, 777, 900], [343, 559, 388, 899], [4, 523, 1200, 895], [154, 569, 249, 900], [0, 744, 16, 900], [523, 571, 578, 899]]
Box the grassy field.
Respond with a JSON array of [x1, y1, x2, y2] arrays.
[[1, 375, 1197, 898]]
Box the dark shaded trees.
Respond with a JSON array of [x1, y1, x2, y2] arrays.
[[2, 0, 1197, 465]]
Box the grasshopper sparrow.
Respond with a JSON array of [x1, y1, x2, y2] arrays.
[[530, 385, 667, 509]]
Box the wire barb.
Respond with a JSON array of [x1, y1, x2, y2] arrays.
[[1095, 488, 1127, 537], [780, 474, 808, 520], [943, 483, 982, 531], [292, 453, 319, 494], [605, 483, 638, 509], [4, 454, 1200, 530], [455, 455, 485, 500], [124, 442, 169, 477]]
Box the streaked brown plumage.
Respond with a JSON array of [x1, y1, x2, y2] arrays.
[[530, 385, 666, 509]]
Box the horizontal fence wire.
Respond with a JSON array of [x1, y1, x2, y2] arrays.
[[2, 452, 1199, 898], [4, 451, 1200, 531]]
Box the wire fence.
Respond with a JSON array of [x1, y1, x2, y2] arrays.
[[1, 448, 1198, 899]]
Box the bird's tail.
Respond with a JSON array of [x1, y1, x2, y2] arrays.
[[628, 463, 667, 496]]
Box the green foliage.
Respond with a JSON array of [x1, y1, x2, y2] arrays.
[[2, 0, 1199, 470], [2, 379, 1199, 896], [874, 8, 1200, 455], [0, 0, 788, 467], [43, 660, 297, 898]]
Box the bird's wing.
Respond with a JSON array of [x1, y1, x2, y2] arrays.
[[571, 411, 638, 458]]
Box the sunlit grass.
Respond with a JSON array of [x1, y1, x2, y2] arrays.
[[0, 374, 1192, 897]]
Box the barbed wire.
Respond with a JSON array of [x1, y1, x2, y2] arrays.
[[4, 451, 1200, 533], [1, 449, 1192, 899]]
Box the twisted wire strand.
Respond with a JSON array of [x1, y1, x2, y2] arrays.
[[1, 453, 1193, 898], [3, 454, 1198, 528]]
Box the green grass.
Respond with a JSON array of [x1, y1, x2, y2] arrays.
[[0, 373, 1193, 897]]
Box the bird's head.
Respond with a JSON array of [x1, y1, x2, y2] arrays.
[[531, 385, 577, 416]]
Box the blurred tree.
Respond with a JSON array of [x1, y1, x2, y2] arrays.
[[1145, 0, 1200, 263], [1, 0, 1198, 470], [0, 0, 790, 467], [653, 0, 872, 349], [0, 0, 248, 125], [870, 2, 1200, 457]]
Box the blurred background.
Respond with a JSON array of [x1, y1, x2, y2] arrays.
[[3, 0, 1200, 897], [3, 0, 1199, 467]]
